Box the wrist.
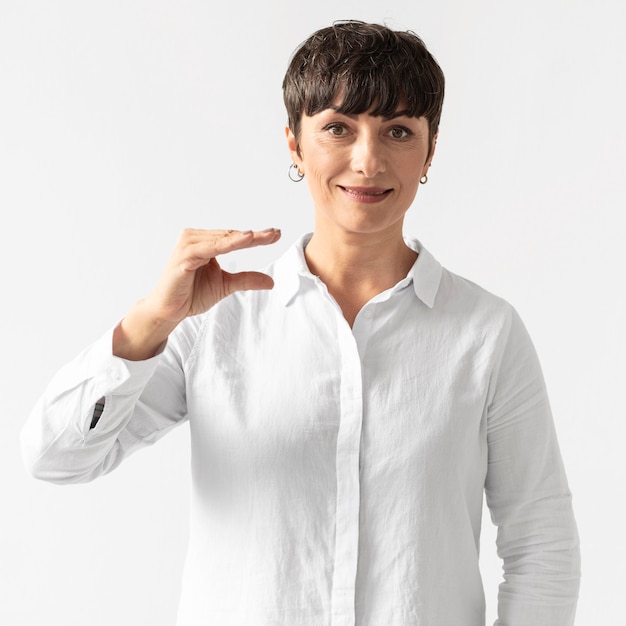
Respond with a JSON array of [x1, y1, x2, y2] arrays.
[[112, 300, 178, 361]]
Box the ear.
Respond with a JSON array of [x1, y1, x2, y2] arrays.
[[285, 126, 302, 164]]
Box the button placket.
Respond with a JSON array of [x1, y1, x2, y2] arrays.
[[330, 311, 365, 626], [329, 302, 378, 626]]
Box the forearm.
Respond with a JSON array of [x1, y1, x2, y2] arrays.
[[494, 493, 580, 625], [20, 329, 162, 483]]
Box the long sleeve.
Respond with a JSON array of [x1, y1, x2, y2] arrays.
[[485, 308, 580, 625], [21, 325, 190, 484]]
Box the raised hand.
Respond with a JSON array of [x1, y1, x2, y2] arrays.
[[113, 228, 281, 360]]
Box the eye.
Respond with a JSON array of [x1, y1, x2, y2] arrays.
[[323, 123, 348, 136], [388, 126, 412, 140]]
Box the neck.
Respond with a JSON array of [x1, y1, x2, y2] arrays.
[[304, 226, 417, 326]]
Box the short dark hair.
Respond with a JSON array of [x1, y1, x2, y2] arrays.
[[282, 21, 445, 156]]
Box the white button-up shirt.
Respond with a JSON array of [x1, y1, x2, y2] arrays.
[[21, 235, 580, 625]]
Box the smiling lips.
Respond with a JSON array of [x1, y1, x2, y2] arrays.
[[339, 185, 393, 203]]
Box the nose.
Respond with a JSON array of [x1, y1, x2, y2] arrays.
[[350, 132, 386, 178]]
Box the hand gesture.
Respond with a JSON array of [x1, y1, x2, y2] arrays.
[[114, 228, 281, 360]]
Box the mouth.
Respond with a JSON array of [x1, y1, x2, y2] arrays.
[[339, 186, 393, 203]]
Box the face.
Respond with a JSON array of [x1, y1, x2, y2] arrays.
[[286, 106, 434, 238]]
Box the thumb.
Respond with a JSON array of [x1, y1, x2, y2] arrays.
[[223, 271, 275, 296]]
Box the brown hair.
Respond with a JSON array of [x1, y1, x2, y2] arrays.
[[283, 21, 445, 157]]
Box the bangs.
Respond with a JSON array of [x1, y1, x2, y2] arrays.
[[299, 49, 442, 122], [307, 71, 424, 120]]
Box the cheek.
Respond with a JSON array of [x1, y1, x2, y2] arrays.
[[303, 153, 337, 185], [398, 158, 426, 186], [305, 170, 334, 201]]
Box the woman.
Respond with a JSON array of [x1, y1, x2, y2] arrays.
[[21, 21, 580, 625]]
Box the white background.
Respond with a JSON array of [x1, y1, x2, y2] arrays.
[[1, 1, 624, 624]]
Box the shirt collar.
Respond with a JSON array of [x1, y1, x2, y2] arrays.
[[403, 236, 443, 308], [272, 233, 442, 309], [271, 234, 312, 307]]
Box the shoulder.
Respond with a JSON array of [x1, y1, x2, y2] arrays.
[[408, 240, 521, 348], [441, 266, 521, 335], [436, 266, 537, 364], [439, 266, 511, 313], [409, 237, 514, 324]]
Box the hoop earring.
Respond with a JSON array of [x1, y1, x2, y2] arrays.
[[420, 174, 428, 184], [289, 163, 304, 182]]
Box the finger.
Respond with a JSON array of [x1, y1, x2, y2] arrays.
[[212, 228, 282, 255], [181, 228, 280, 247], [183, 228, 281, 263], [223, 270, 275, 295]]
